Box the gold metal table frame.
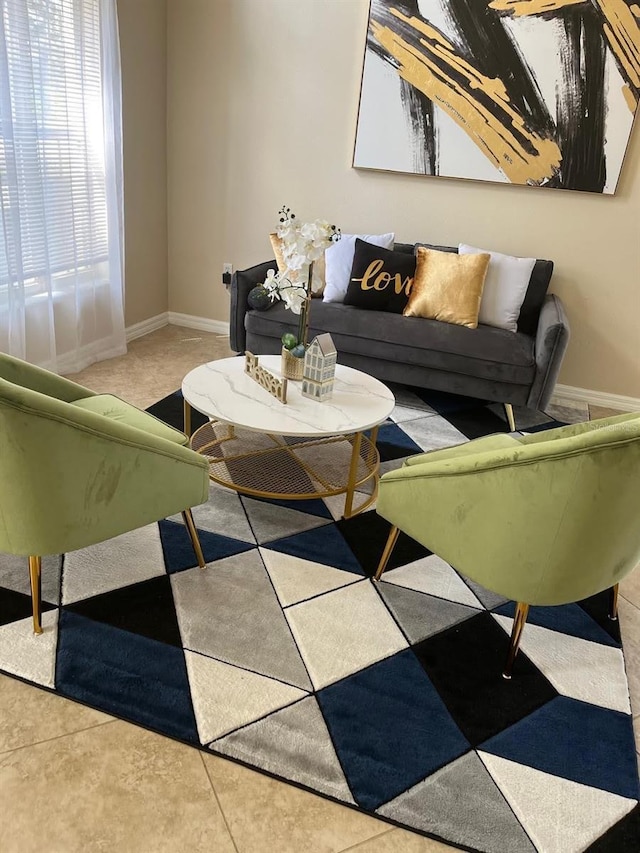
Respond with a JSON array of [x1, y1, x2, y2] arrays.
[[187, 411, 380, 519]]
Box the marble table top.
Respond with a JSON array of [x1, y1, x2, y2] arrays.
[[182, 355, 395, 437]]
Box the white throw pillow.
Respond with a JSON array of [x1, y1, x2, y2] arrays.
[[323, 233, 395, 303], [458, 243, 536, 332]]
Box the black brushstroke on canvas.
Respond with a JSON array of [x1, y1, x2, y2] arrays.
[[368, 1, 544, 162], [445, 0, 555, 140], [365, 0, 618, 192], [399, 79, 437, 174], [556, 5, 607, 192]]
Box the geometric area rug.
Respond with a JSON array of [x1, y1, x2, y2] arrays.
[[1, 384, 638, 853]]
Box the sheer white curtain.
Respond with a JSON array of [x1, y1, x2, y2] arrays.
[[0, 0, 126, 373]]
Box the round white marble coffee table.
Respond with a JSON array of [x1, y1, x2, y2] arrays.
[[182, 355, 395, 517]]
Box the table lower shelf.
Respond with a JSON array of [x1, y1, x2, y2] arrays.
[[189, 420, 380, 516]]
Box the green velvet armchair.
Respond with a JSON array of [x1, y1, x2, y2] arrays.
[[0, 352, 210, 634], [375, 414, 640, 677]]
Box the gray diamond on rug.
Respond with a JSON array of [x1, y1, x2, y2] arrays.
[[400, 415, 467, 452], [464, 578, 509, 610], [0, 553, 62, 605], [168, 483, 255, 543], [171, 549, 312, 690], [215, 695, 356, 804], [377, 582, 481, 644], [241, 496, 331, 544], [377, 751, 536, 853]]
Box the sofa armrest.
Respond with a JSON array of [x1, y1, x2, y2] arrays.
[[229, 260, 277, 353], [526, 293, 570, 411]]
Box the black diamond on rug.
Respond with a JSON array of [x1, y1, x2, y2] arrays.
[[1, 384, 638, 853]]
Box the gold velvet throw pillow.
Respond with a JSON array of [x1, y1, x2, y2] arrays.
[[403, 247, 490, 329], [269, 232, 326, 297]]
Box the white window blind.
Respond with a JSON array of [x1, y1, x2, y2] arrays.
[[0, 0, 125, 372]]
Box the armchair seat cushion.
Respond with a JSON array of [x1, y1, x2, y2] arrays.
[[72, 395, 189, 446]]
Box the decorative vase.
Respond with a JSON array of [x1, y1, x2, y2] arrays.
[[281, 346, 304, 380]]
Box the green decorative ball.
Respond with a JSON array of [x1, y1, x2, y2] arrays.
[[281, 332, 298, 350], [248, 286, 271, 311]]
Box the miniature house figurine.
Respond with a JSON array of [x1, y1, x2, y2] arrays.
[[302, 334, 337, 401]]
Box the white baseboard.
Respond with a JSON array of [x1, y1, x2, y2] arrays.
[[126, 312, 169, 342], [553, 383, 640, 412], [168, 311, 230, 336]]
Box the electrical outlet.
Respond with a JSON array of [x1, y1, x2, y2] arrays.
[[223, 262, 233, 275]]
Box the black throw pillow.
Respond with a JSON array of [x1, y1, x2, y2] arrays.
[[344, 239, 416, 313]]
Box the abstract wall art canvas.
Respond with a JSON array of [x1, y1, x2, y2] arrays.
[[353, 0, 640, 193]]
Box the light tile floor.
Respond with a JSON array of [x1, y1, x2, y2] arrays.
[[1, 324, 638, 852]]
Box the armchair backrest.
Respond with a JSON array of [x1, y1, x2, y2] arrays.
[[377, 414, 640, 605], [0, 355, 207, 556]]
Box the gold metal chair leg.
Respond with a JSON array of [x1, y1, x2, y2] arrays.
[[504, 403, 516, 432], [183, 398, 192, 438], [29, 556, 43, 635], [609, 583, 619, 621], [181, 509, 206, 569], [503, 602, 530, 679], [374, 526, 400, 581]]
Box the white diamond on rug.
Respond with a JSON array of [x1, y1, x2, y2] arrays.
[[215, 695, 356, 804], [260, 547, 360, 607], [400, 415, 467, 452], [0, 554, 63, 605], [0, 610, 58, 688], [62, 524, 165, 604], [168, 484, 255, 543], [493, 614, 631, 714], [285, 580, 408, 690], [171, 550, 312, 690], [377, 583, 479, 644], [383, 555, 483, 609], [185, 650, 307, 743], [377, 751, 535, 853], [479, 752, 637, 853], [241, 497, 331, 544]]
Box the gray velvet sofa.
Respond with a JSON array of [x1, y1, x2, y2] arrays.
[[229, 242, 570, 418]]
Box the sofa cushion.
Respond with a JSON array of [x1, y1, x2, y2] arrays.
[[344, 239, 415, 313], [245, 302, 536, 385], [323, 233, 395, 303], [404, 247, 490, 329], [459, 243, 536, 332], [415, 242, 553, 335]]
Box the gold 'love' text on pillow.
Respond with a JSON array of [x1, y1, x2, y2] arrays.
[[352, 259, 413, 297]]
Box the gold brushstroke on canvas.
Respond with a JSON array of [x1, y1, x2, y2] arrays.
[[596, 0, 640, 89], [622, 83, 638, 110], [488, 0, 586, 15], [371, 10, 561, 184]]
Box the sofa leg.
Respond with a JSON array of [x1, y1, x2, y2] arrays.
[[504, 403, 516, 432], [374, 526, 400, 581], [29, 556, 43, 635], [182, 509, 206, 569]]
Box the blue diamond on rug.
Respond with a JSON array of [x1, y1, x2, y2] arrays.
[[158, 519, 253, 573], [317, 649, 470, 810], [481, 695, 640, 800], [56, 610, 199, 743], [266, 523, 365, 576]]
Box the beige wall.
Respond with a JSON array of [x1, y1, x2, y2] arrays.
[[167, 0, 640, 398], [118, 0, 168, 327]]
